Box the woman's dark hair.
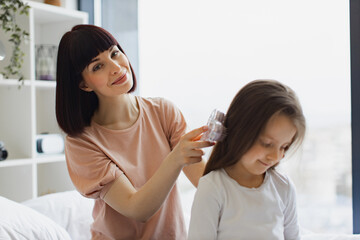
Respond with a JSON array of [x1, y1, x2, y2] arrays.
[[55, 24, 137, 136], [203, 79, 306, 175]]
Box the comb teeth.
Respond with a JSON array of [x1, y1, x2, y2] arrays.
[[209, 109, 225, 124], [201, 109, 226, 142]]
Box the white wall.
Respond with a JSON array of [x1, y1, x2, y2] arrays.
[[138, 0, 350, 130]]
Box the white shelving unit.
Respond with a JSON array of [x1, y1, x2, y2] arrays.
[[0, 1, 88, 202]]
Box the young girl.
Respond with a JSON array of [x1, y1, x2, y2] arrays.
[[56, 25, 213, 240], [188, 80, 306, 240]]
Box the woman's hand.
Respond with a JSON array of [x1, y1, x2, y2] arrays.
[[167, 126, 215, 168]]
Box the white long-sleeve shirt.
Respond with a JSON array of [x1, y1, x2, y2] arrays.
[[188, 168, 300, 240]]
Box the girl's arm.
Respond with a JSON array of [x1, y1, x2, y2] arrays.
[[103, 126, 212, 222], [188, 177, 221, 240], [284, 178, 301, 240]]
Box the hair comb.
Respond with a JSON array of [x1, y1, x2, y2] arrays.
[[201, 109, 226, 142]]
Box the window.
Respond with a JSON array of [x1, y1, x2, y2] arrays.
[[139, 0, 352, 233], [350, 0, 360, 233]]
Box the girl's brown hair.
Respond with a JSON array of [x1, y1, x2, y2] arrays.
[[203, 79, 306, 175]]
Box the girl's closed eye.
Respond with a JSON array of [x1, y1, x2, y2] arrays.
[[259, 139, 272, 148]]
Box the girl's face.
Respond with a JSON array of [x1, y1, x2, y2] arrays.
[[238, 113, 297, 176], [80, 45, 133, 98]]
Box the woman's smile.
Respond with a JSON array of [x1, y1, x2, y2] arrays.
[[112, 70, 128, 85]]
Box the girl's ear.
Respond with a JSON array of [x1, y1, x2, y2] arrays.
[[79, 80, 93, 92]]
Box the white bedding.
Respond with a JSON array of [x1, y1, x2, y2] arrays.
[[22, 191, 93, 240], [0, 188, 358, 240], [0, 196, 71, 240]]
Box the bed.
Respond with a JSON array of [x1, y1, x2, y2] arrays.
[[0, 189, 359, 240]]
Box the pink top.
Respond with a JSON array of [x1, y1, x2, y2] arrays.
[[65, 97, 187, 240]]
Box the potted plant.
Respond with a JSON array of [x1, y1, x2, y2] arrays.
[[0, 0, 30, 84]]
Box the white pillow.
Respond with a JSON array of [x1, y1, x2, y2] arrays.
[[0, 196, 71, 240], [22, 190, 94, 240]]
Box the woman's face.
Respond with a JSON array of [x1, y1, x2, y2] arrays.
[[237, 113, 297, 176], [80, 45, 133, 98]]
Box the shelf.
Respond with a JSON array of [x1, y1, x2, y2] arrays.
[[26, 1, 87, 24], [35, 80, 56, 88], [0, 0, 87, 202], [0, 158, 33, 168], [0, 78, 56, 88], [35, 154, 65, 164], [0, 79, 31, 87], [0, 154, 65, 168]]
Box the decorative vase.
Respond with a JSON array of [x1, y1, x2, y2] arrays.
[[35, 45, 58, 81]]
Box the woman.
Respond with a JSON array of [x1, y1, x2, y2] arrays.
[[56, 24, 213, 240]]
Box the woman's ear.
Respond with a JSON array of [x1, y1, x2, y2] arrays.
[[79, 80, 93, 92]]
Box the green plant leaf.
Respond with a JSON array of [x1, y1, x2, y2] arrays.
[[0, 0, 29, 85]]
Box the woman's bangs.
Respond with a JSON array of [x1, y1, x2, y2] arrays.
[[70, 28, 117, 74]]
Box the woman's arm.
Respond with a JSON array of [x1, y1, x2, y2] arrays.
[[103, 126, 213, 222], [182, 133, 213, 187], [182, 160, 206, 187]]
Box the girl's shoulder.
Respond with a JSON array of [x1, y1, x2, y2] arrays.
[[199, 169, 230, 189], [268, 169, 295, 187], [268, 169, 291, 184], [196, 169, 228, 200], [267, 169, 297, 197]]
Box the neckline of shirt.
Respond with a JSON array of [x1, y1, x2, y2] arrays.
[[220, 168, 270, 191], [90, 95, 142, 133]]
